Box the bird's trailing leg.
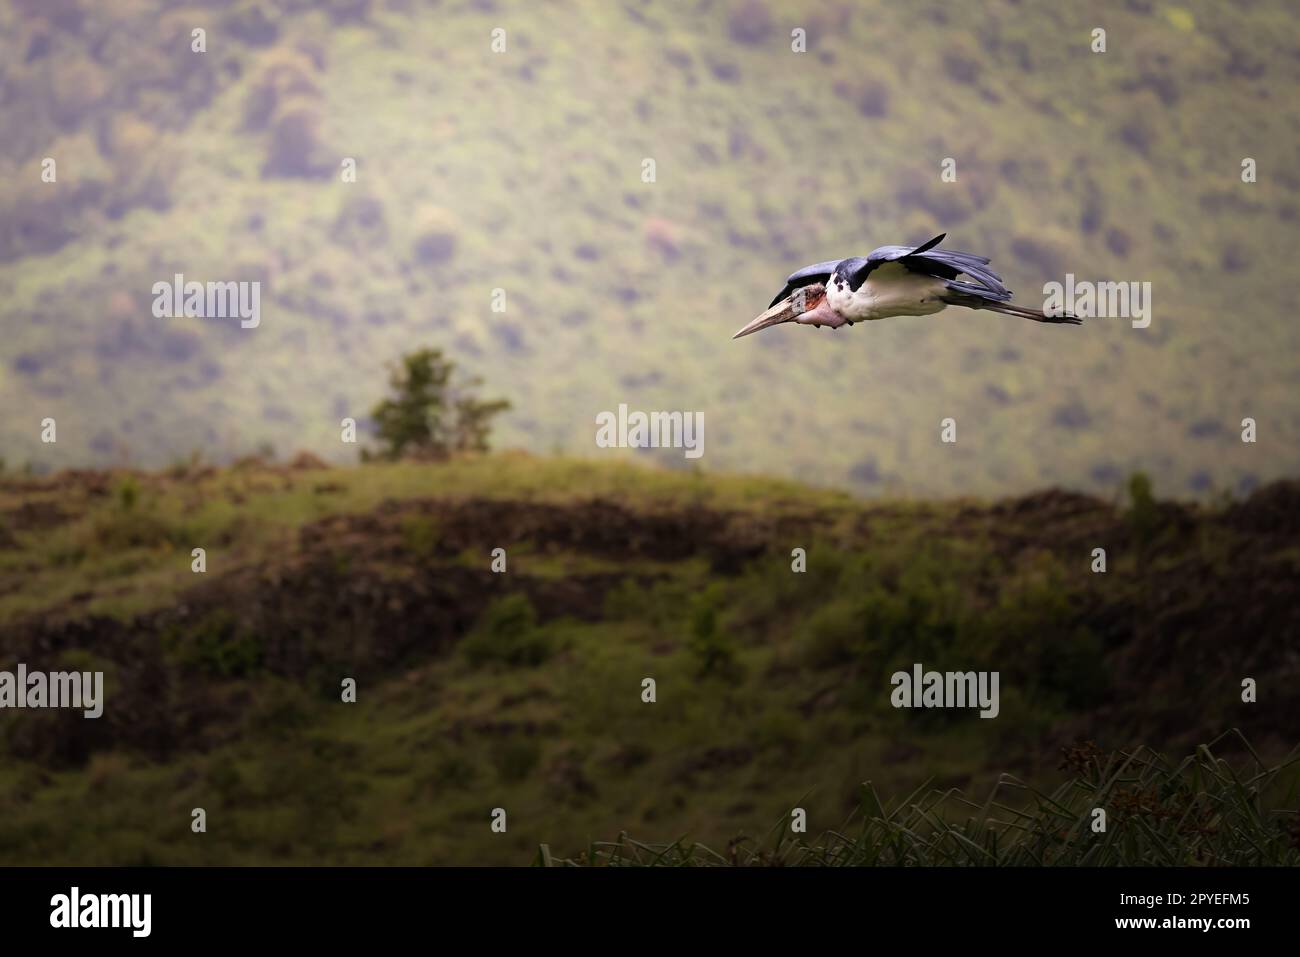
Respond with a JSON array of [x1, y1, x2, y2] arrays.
[[940, 290, 1081, 325]]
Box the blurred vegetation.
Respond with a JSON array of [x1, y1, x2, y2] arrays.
[[687, 586, 742, 679], [0, 0, 1296, 498], [461, 594, 553, 668], [0, 0, 1296, 869], [0, 455, 1295, 864], [367, 347, 510, 461], [544, 732, 1300, 866]]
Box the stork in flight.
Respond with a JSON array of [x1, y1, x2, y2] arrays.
[[733, 233, 1080, 339]]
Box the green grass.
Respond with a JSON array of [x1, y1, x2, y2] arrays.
[[0, 456, 1293, 865], [542, 731, 1300, 866], [0, 454, 876, 626]]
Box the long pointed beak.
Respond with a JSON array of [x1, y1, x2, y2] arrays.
[[733, 282, 827, 339], [732, 304, 794, 339]]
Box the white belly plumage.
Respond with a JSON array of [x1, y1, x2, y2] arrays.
[[826, 262, 949, 322]]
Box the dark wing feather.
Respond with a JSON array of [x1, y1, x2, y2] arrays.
[[904, 248, 1012, 301], [850, 234, 1012, 301], [767, 259, 842, 307], [848, 234, 947, 290], [771, 236, 1007, 307]]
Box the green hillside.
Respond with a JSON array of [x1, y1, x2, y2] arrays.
[[2, 0, 1299, 496], [1, 454, 1297, 864]]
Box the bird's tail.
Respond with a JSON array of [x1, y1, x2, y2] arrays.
[[942, 290, 1081, 325]]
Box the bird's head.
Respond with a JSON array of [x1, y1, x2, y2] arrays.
[[732, 282, 842, 338]]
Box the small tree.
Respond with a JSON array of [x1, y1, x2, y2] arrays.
[[368, 348, 510, 460]]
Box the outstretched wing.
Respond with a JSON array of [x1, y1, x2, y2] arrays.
[[851, 233, 1012, 301], [767, 259, 842, 307], [769, 235, 1009, 307], [845, 234, 947, 288]]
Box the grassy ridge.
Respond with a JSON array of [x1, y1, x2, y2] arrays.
[[0, 455, 1296, 864]]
